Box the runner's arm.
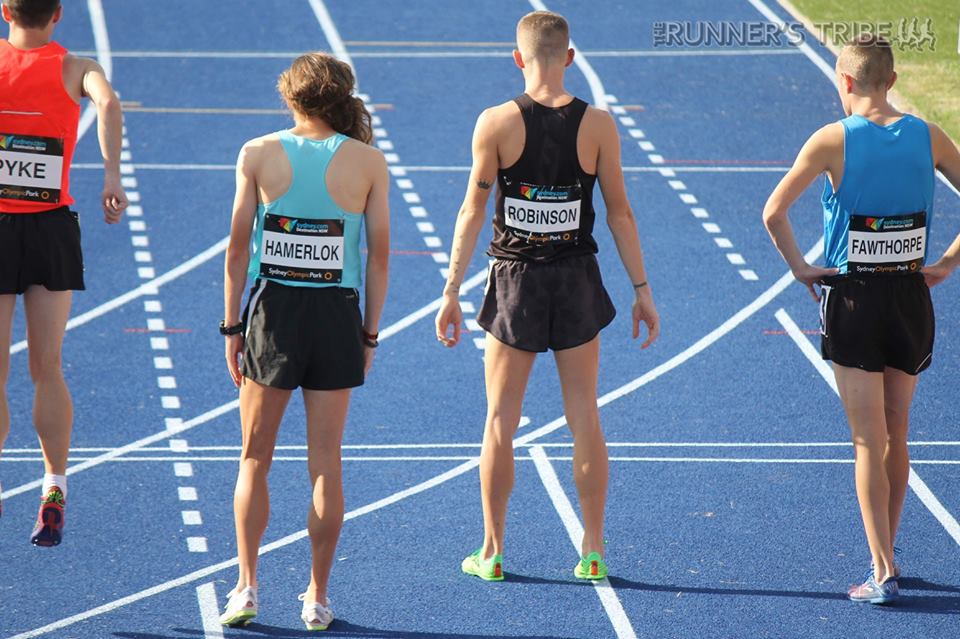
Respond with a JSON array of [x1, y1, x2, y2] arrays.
[[923, 124, 960, 285], [81, 59, 127, 222], [362, 151, 390, 338], [435, 109, 499, 346], [223, 142, 259, 386], [595, 111, 659, 347], [762, 125, 840, 299]]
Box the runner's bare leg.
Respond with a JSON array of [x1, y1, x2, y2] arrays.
[[302, 387, 351, 604], [479, 334, 536, 559], [555, 335, 607, 557], [23, 286, 72, 475], [234, 379, 292, 591]]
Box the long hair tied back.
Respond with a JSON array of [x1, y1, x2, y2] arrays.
[[278, 53, 373, 145]]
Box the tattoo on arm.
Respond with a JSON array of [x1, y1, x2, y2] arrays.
[[476, 178, 494, 190]]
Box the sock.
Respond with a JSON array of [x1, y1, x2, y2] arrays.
[[42, 473, 67, 499]]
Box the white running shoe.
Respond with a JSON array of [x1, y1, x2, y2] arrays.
[[299, 593, 334, 631], [220, 585, 257, 626]]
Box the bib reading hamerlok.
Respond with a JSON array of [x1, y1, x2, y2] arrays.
[[0, 133, 64, 203], [259, 214, 344, 284], [503, 182, 581, 245], [847, 212, 926, 276]]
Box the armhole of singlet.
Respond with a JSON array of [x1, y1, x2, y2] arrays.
[[259, 132, 296, 208], [573, 99, 596, 179], [59, 49, 83, 107], [828, 120, 849, 197], [499, 96, 530, 173]]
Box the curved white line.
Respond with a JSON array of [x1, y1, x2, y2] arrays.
[[526, 0, 608, 110], [76, 0, 111, 141]]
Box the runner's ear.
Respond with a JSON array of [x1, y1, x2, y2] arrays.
[[52, 6, 63, 26], [565, 48, 574, 68], [0, 4, 11, 24], [513, 49, 525, 70]]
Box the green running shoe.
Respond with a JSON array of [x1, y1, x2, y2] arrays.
[[574, 552, 608, 580], [461, 549, 504, 581]]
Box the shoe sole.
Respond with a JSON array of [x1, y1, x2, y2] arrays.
[[30, 506, 63, 547], [220, 610, 256, 626], [849, 594, 898, 605], [304, 621, 331, 631], [461, 564, 504, 581]]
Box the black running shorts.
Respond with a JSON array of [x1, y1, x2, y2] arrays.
[[820, 273, 934, 375], [0, 207, 84, 294], [477, 254, 616, 352], [241, 280, 365, 390]]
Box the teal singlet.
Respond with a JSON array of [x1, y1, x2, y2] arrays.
[[822, 114, 935, 276], [247, 130, 363, 288]]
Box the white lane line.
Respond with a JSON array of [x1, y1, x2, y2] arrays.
[[196, 583, 224, 639], [691, 207, 709, 218], [739, 269, 759, 281], [775, 308, 960, 548], [702, 223, 721, 233], [173, 462, 193, 477], [76, 0, 110, 142], [183, 511, 203, 525], [726, 253, 746, 265], [178, 487, 198, 501], [530, 446, 637, 639], [7, 455, 960, 465], [714, 238, 733, 248], [9, 237, 229, 355], [12, 439, 960, 453]]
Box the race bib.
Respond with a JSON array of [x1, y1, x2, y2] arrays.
[[260, 214, 344, 284], [0, 133, 64, 203], [847, 212, 926, 276], [503, 182, 581, 244]]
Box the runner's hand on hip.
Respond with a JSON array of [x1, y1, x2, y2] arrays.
[[435, 296, 463, 347], [225, 334, 244, 388], [632, 288, 660, 349], [794, 264, 839, 301], [102, 174, 128, 223], [921, 260, 952, 287]]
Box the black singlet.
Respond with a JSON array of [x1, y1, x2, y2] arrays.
[[488, 94, 598, 263]]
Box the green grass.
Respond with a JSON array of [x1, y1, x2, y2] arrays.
[[784, 0, 960, 140]]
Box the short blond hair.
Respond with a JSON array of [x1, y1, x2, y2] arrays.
[[837, 33, 895, 90], [516, 10, 569, 64]]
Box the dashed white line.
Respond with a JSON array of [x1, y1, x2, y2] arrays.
[[726, 253, 746, 265], [702, 222, 721, 233], [679, 193, 698, 204], [173, 462, 193, 477], [186, 537, 208, 553], [182, 511, 203, 525], [714, 238, 733, 249], [178, 487, 198, 501]]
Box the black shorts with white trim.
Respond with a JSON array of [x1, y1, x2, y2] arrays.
[[819, 272, 934, 375]]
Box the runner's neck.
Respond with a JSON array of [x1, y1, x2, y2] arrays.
[[6, 25, 54, 51]]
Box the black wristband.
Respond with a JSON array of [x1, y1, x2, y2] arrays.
[[633, 281, 648, 290], [219, 320, 244, 336], [363, 336, 379, 348]]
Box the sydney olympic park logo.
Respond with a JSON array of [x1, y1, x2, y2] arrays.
[[651, 19, 946, 52]]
